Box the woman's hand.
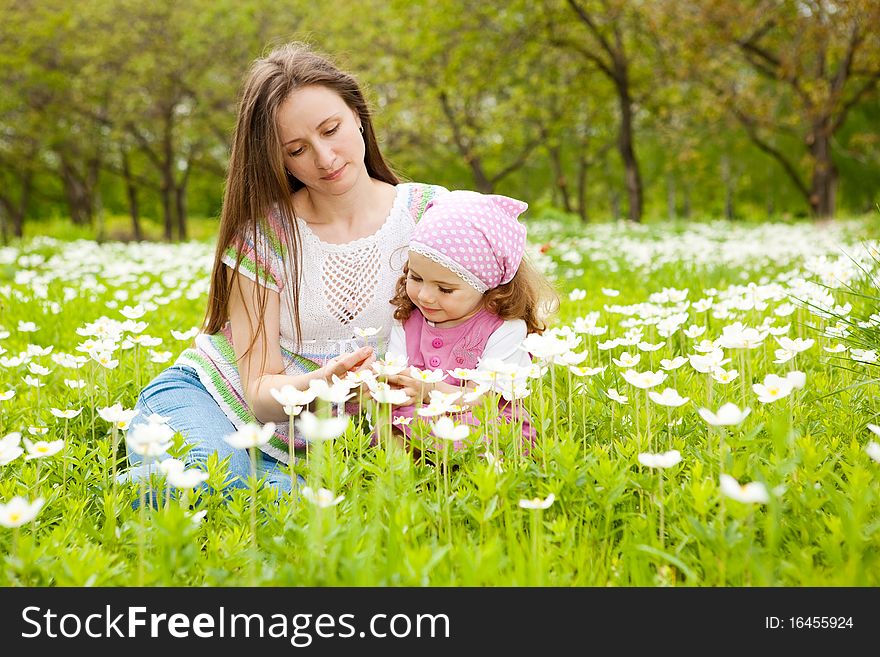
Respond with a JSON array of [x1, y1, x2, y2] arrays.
[[318, 346, 375, 382]]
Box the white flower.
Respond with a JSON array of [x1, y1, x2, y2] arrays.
[[98, 404, 139, 431], [27, 427, 48, 436], [409, 366, 447, 384], [638, 450, 682, 468], [850, 349, 878, 364], [518, 493, 555, 510], [0, 390, 15, 401], [648, 388, 689, 407], [637, 341, 665, 352], [660, 356, 688, 371], [369, 382, 410, 405], [23, 375, 45, 388], [149, 350, 173, 364], [0, 496, 45, 527], [50, 408, 82, 420], [606, 388, 628, 404], [481, 450, 504, 474], [698, 403, 751, 426], [823, 344, 847, 353], [711, 367, 739, 384], [23, 438, 64, 460], [866, 441, 880, 464], [601, 288, 619, 297], [868, 424, 880, 437], [298, 412, 348, 441], [689, 350, 730, 373], [785, 370, 806, 389], [190, 509, 208, 524], [621, 369, 667, 389], [91, 351, 119, 369], [120, 304, 146, 319], [223, 422, 276, 449], [63, 379, 87, 389], [27, 362, 50, 376], [776, 336, 814, 353], [127, 421, 176, 456], [431, 417, 470, 442], [353, 326, 380, 339], [719, 474, 769, 504], [166, 465, 209, 489], [772, 348, 797, 364], [569, 365, 606, 377], [301, 486, 344, 508], [17, 321, 38, 333], [308, 378, 355, 404], [683, 325, 706, 339], [568, 288, 587, 301], [612, 351, 641, 368], [170, 327, 200, 341], [372, 353, 408, 376], [270, 385, 317, 409], [753, 374, 794, 403], [0, 432, 24, 466]]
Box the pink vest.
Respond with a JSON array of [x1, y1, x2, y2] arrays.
[[395, 309, 535, 446]]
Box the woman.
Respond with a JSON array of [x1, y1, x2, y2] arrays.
[[122, 42, 446, 494]]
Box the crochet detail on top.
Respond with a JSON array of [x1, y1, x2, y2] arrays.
[[322, 241, 380, 324]]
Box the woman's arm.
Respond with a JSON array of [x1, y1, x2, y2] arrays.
[[228, 271, 373, 423]]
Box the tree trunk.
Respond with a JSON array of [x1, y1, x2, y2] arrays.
[[548, 146, 573, 213], [121, 149, 142, 241], [808, 122, 837, 219], [721, 155, 736, 220], [610, 189, 621, 221], [468, 156, 494, 194], [576, 152, 589, 223], [175, 182, 188, 241], [59, 157, 94, 226], [666, 173, 677, 219], [616, 79, 643, 222]]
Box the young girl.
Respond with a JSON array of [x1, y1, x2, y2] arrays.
[[385, 190, 557, 445]]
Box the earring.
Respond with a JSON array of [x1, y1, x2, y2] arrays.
[[359, 125, 364, 134]]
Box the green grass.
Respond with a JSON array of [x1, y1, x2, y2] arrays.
[[0, 216, 878, 586]]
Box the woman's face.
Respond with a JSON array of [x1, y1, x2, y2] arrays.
[[276, 85, 365, 195]]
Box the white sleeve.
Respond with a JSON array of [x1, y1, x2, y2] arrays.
[[385, 320, 407, 359], [479, 319, 531, 369]]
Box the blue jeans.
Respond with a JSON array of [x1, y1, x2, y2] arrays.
[[118, 365, 296, 496]]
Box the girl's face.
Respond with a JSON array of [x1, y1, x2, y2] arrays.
[[405, 252, 483, 328], [277, 85, 365, 196]]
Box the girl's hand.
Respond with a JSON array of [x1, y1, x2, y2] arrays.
[[386, 372, 433, 405], [319, 346, 375, 382]]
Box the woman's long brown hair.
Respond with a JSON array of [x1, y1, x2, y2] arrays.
[[202, 43, 399, 355]]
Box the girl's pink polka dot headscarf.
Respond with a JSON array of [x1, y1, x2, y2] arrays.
[[409, 190, 528, 293]]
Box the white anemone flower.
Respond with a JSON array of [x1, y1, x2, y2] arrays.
[[0, 496, 45, 528], [308, 378, 355, 404], [50, 408, 83, 420], [719, 474, 770, 504], [865, 441, 880, 464], [698, 403, 751, 426], [372, 353, 408, 376], [0, 390, 16, 400], [823, 344, 847, 353], [270, 385, 317, 409], [660, 356, 688, 371], [773, 348, 797, 364], [223, 422, 276, 449], [301, 486, 344, 508], [637, 341, 665, 352], [0, 432, 24, 466], [776, 336, 814, 353], [27, 363, 50, 376], [170, 327, 199, 341], [431, 417, 470, 442], [409, 366, 447, 384], [98, 404, 139, 431], [648, 388, 689, 407], [298, 412, 348, 441], [353, 326, 380, 339], [786, 371, 806, 389], [612, 351, 641, 368], [621, 369, 667, 389], [753, 374, 794, 403], [166, 465, 209, 489], [127, 421, 175, 456], [518, 493, 555, 510], [711, 367, 739, 384], [23, 438, 64, 460], [606, 388, 628, 404], [638, 450, 682, 468], [683, 325, 706, 339], [850, 349, 878, 364], [369, 382, 410, 406]]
